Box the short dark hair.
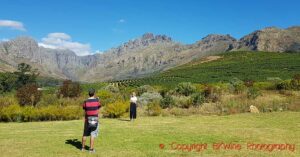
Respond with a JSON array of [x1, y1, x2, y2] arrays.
[[88, 88, 95, 97]]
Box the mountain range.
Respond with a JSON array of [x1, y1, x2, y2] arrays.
[[0, 26, 299, 82]]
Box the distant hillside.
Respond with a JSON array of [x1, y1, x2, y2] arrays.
[[114, 51, 300, 87], [0, 26, 300, 82]]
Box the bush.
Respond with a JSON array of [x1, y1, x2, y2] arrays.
[[253, 82, 275, 90], [103, 101, 129, 118], [16, 84, 42, 107], [194, 84, 206, 93], [203, 86, 221, 103], [160, 94, 175, 109], [244, 80, 254, 87], [229, 78, 246, 94], [0, 102, 83, 122], [136, 85, 155, 96], [0, 104, 22, 122], [138, 92, 162, 106], [172, 95, 193, 108], [97, 90, 114, 106], [159, 88, 169, 98], [146, 100, 162, 116], [0, 95, 19, 107], [191, 93, 205, 107], [59, 80, 81, 98], [174, 82, 196, 96], [276, 80, 291, 90], [104, 84, 119, 93], [247, 87, 261, 99], [37, 94, 60, 107], [290, 74, 300, 90], [168, 108, 189, 116]]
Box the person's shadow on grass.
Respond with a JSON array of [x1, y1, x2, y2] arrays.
[[65, 139, 89, 150]]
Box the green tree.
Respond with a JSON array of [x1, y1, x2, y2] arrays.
[[14, 63, 39, 88], [0, 72, 17, 93]]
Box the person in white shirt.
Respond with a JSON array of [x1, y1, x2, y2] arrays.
[[130, 92, 137, 121]]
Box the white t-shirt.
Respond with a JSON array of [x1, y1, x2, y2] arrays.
[[130, 96, 137, 103]]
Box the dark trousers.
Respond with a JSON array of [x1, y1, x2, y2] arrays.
[[130, 102, 137, 119]]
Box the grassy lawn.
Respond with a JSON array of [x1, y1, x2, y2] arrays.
[[0, 112, 299, 157]]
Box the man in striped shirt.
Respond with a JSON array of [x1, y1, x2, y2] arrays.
[[81, 88, 101, 153]]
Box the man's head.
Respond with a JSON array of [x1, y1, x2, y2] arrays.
[[88, 88, 95, 97]]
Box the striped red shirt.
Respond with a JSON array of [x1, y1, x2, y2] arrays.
[[83, 98, 101, 118]]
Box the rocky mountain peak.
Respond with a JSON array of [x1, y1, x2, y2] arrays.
[[201, 34, 236, 43], [141, 33, 155, 40], [106, 33, 173, 55]]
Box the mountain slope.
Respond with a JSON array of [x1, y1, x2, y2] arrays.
[[116, 51, 300, 87], [0, 26, 299, 82]]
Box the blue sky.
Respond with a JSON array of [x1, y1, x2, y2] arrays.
[[0, 0, 300, 55]]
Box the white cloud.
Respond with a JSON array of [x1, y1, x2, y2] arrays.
[[1, 38, 9, 42], [95, 50, 104, 54], [38, 32, 91, 56], [118, 19, 126, 23], [0, 20, 26, 31]]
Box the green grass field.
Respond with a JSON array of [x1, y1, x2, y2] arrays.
[[0, 112, 299, 157]]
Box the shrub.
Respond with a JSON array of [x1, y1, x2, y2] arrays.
[[37, 94, 60, 107], [159, 88, 169, 98], [0, 103, 83, 122], [229, 78, 246, 94], [104, 84, 119, 93], [194, 84, 206, 93], [103, 101, 129, 118], [244, 80, 254, 87], [58, 97, 85, 107], [59, 80, 81, 98], [191, 93, 205, 107], [0, 95, 19, 107], [172, 95, 193, 108], [97, 90, 114, 106], [16, 84, 42, 107], [174, 82, 196, 96], [253, 82, 275, 90], [290, 74, 300, 90], [276, 80, 291, 90], [247, 87, 261, 99], [160, 94, 175, 109], [203, 86, 221, 103], [0, 104, 22, 122], [146, 100, 162, 116], [138, 92, 162, 106], [136, 85, 155, 96]]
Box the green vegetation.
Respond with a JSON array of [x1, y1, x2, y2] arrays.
[[0, 52, 299, 156], [0, 112, 299, 157], [112, 52, 300, 87]]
